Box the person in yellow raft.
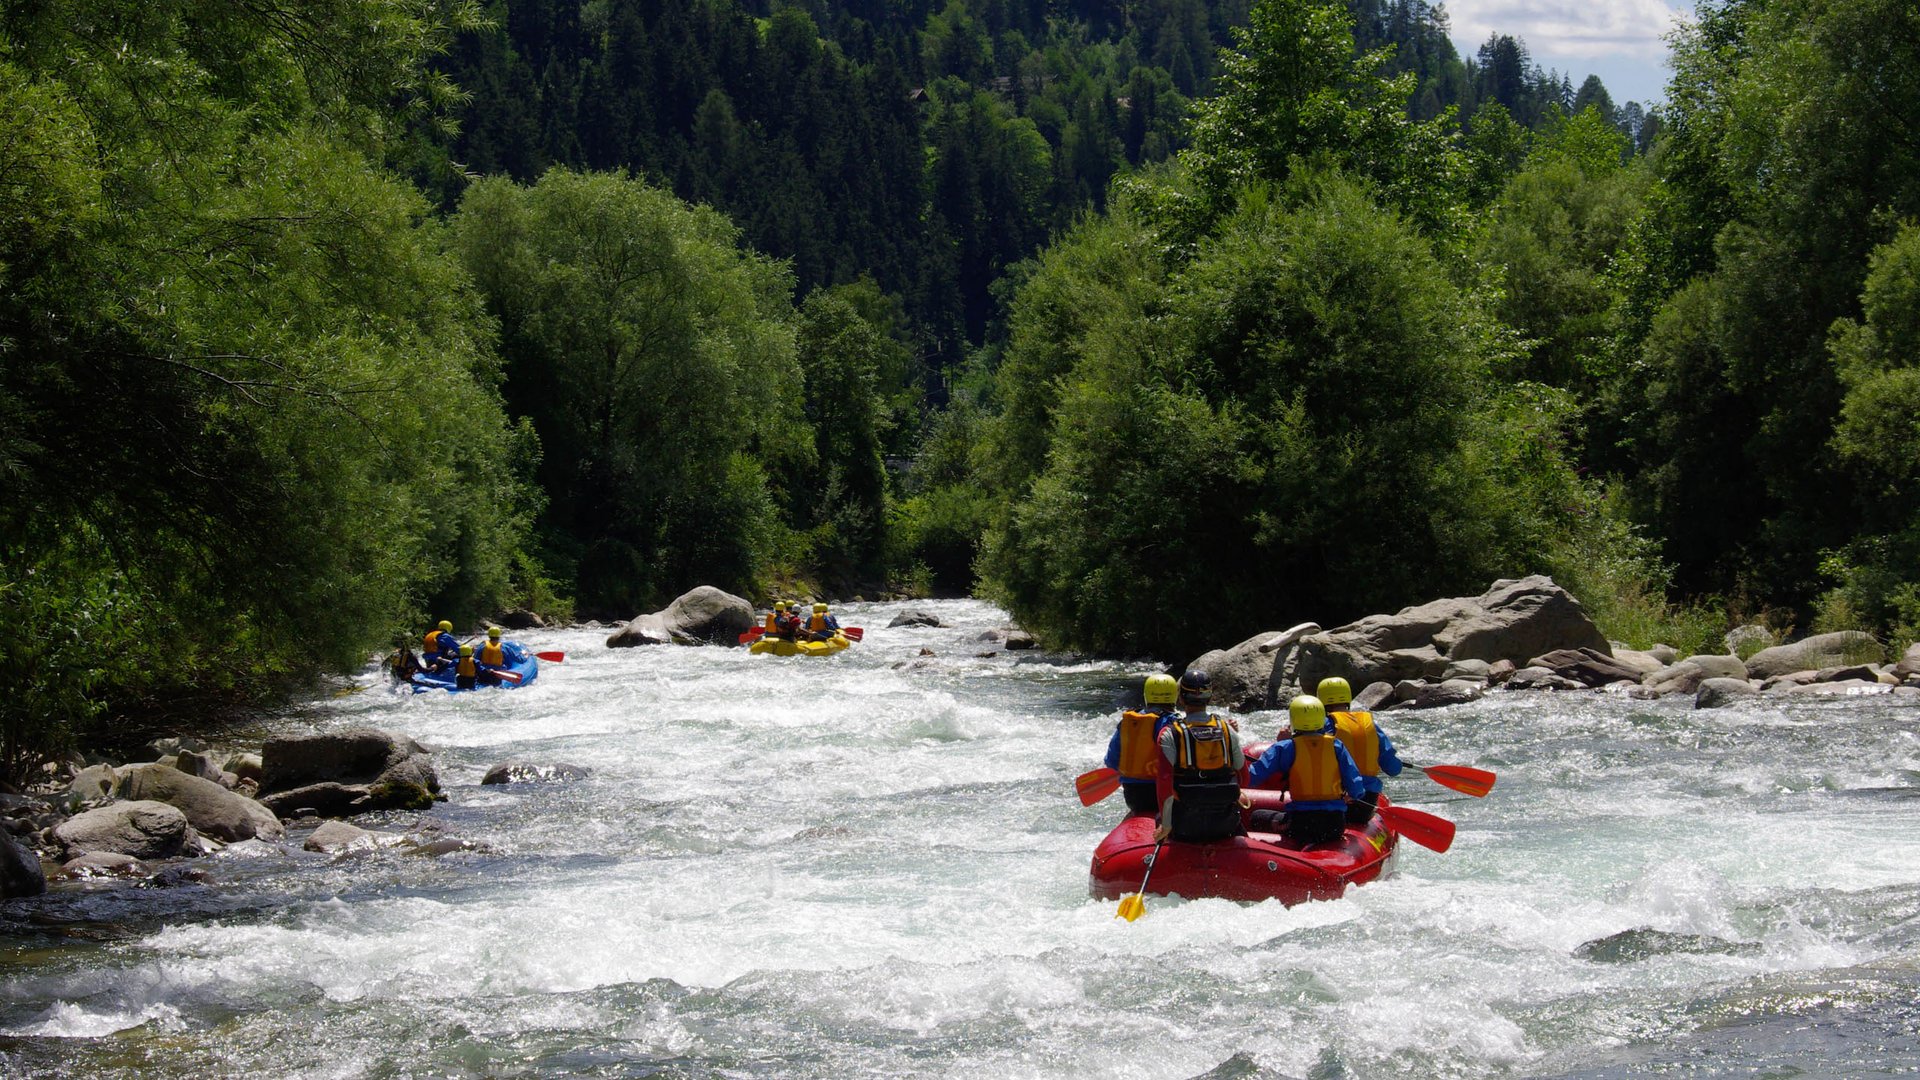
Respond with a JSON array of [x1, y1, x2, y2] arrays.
[[1317, 677, 1404, 825], [1103, 674, 1180, 817], [475, 626, 509, 686], [762, 601, 792, 637], [804, 601, 841, 642]]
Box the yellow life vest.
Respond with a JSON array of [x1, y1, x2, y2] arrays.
[[1171, 714, 1232, 774], [1287, 733, 1341, 801], [479, 641, 505, 666], [1115, 710, 1164, 780], [456, 656, 477, 677], [1332, 710, 1381, 776]]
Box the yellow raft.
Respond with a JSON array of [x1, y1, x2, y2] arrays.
[[750, 633, 852, 656]]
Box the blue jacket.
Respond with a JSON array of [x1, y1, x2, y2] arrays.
[[1246, 737, 1366, 812], [1103, 707, 1175, 786], [427, 630, 459, 658], [1361, 724, 1403, 797]]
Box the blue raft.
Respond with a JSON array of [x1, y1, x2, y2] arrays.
[[408, 642, 540, 693]]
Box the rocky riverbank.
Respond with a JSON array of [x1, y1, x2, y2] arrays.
[[1188, 575, 1920, 713]]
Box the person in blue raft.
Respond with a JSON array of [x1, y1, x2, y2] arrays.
[[1317, 676, 1403, 825], [422, 619, 459, 672], [1104, 673, 1181, 817], [1245, 695, 1366, 845]]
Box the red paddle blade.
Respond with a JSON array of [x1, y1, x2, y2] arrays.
[[1420, 763, 1495, 798], [843, 627, 864, 641], [534, 651, 566, 663], [493, 669, 524, 684], [1380, 804, 1455, 853], [1075, 768, 1120, 806]]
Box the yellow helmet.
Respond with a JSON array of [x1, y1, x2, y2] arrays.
[[1289, 695, 1328, 733], [459, 644, 473, 656], [1316, 677, 1352, 706], [813, 603, 828, 613], [438, 620, 453, 632], [1143, 674, 1179, 705], [774, 600, 788, 610], [487, 626, 502, 639]]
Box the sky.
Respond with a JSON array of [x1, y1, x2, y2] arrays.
[[1440, 0, 1694, 107]]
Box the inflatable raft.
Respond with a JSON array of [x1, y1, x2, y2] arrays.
[[1088, 789, 1398, 905], [408, 642, 539, 693], [750, 633, 851, 656]]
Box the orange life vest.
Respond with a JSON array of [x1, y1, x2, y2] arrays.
[[808, 614, 829, 633], [1170, 714, 1233, 774], [479, 641, 505, 666], [1287, 733, 1342, 801], [423, 631, 441, 655], [1115, 710, 1165, 780], [764, 612, 781, 631], [1331, 710, 1381, 776]]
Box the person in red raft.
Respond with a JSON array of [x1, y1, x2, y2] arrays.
[[1103, 674, 1181, 817], [1151, 670, 1246, 844], [1245, 694, 1366, 844]]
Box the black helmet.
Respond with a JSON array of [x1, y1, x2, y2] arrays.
[[1178, 669, 1211, 702]]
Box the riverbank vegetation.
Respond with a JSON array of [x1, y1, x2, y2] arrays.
[[6, 0, 1918, 780]]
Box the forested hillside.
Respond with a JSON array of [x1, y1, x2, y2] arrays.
[[7, 0, 1916, 782]]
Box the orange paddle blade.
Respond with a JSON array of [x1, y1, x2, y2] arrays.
[[1379, 804, 1455, 853], [1415, 763, 1495, 798], [1075, 768, 1121, 806]]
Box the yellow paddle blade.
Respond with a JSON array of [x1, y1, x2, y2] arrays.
[[1116, 893, 1146, 921]]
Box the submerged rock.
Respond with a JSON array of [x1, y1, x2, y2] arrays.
[[1, 832, 47, 897], [887, 609, 943, 628], [482, 761, 592, 785], [1576, 927, 1761, 963]]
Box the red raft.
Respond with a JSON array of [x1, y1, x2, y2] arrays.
[[1087, 790, 1399, 905]]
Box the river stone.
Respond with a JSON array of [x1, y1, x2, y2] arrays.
[[608, 586, 754, 648], [1441, 658, 1492, 681], [116, 764, 284, 843], [1353, 681, 1396, 710], [142, 736, 206, 760], [888, 609, 943, 628], [1644, 655, 1747, 695], [1187, 630, 1288, 712], [224, 752, 264, 785], [1695, 677, 1759, 709], [482, 761, 592, 785], [61, 851, 147, 879], [1005, 632, 1037, 650], [261, 728, 430, 794], [1607, 648, 1668, 677], [494, 607, 548, 630], [1892, 642, 1920, 680], [0, 832, 46, 898], [260, 783, 376, 818], [304, 820, 379, 855], [70, 764, 118, 802], [1724, 624, 1777, 658], [1294, 575, 1605, 691], [1527, 648, 1648, 688], [1402, 679, 1485, 709], [1744, 631, 1883, 679], [53, 801, 189, 860], [1780, 678, 1895, 697], [1505, 666, 1578, 691], [167, 750, 226, 785]]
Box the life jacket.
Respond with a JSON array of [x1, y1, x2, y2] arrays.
[[456, 655, 477, 677], [808, 614, 829, 633], [479, 641, 505, 666], [1331, 710, 1381, 776], [764, 612, 781, 631], [1287, 732, 1342, 802], [1115, 710, 1165, 780], [1166, 713, 1241, 843], [423, 630, 442, 655]]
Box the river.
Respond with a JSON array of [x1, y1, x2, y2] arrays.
[[3, 599, 1919, 1078]]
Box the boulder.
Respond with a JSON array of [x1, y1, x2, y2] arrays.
[[482, 761, 592, 785], [303, 820, 380, 855], [1607, 649, 1668, 678], [1401, 679, 1485, 709], [1724, 624, 1777, 658], [887, 609, 943, 628], [1647, 644, 1680, 665], [1186, 631, 1283, 712], [1353, 681, 1396, 711], [260, 783, 378, 819], [168, 750, 226, 785], [1892, 642, 1920, 680], [224, 752, 264, 785], [59, 851, 146, 879], [115, 764, 283, 843], [1505, 666, 1581, 691], [1744, 631, 1883, 679], [70, 764, 118, 802], [1527, 648, 1648, 688], [53, 801, 190, 860], [261, 728, 434, 795], [142, 736, 207, 760], [608, 586, 754, 647], [1643, 655, 1747, 696], [1441, 658, 1492, 682], [1487, 659, 1518, 684], [0, 832, 46, 898], [1295, 576, 1605, 691], [1005, 632, 1037, 651], [1695, 677, 1759, 709], [494, 607, 548, 630]]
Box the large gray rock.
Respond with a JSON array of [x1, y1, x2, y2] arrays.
[[1695, 677, 1759, 709], [608, 586, 755, 647], [1295, 576, 1606, 691], [1608, 649, 1669, 677], [53, 801, 189, 860], [1527, 648, 1648, 688], [1745, 631, 1883, 679], [1353, 681, 1396, 710], [0, 832, 45, 898], [261, 728, 433, 794], [1724, 624, 1778, 658], [888, 609, 943, 628], [70, 764, 118, 802], [1188, 630, 1288, 713], [1400, 679, 1485, 709], [116, 764, 283, 843], [1893, 642, 1920, 680], [1644, 655, 1748, 696]]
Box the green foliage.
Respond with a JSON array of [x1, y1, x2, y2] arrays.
[[448, 168, 804, 615]]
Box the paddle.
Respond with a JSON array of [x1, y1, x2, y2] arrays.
[[1407, 762, 1495, 798], [842, 627, 864, 641], [1116, 837, 1165, 921], [489, 668, 524, 685], [738, 626, 767, 644], [533, 650, 566, 663], [1378, 803, 1455, 853], [1075, 767, 1120, 806]]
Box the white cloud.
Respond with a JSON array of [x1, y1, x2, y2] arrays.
[[1440, 0, 1692, 61]]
